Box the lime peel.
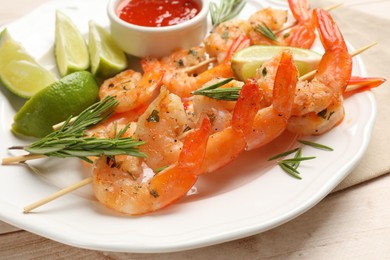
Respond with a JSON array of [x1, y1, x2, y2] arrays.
[[55, 10, 90, 77], [231, 45, 322, 81], [12, 71, 99, 138], [88, 20, 128, 79], [0, 28, 57, 98]]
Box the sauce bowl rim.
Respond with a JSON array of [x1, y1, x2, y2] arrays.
[[107, 0, 210, 32]]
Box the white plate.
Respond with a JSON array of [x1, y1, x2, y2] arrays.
[[0, 0, 376, 253]]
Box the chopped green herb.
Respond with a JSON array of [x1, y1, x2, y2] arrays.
[[147, 110, 160, 123], [150, 189, 159, 198], [188, 49, 197, 56], [262, 67, 267, 77], [318, 109, 328, 119]]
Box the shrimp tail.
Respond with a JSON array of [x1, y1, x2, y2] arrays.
[[232, 78, 263, 137], [314, 9, 352, 92], [246, 50, 298, 150], [272, 50, 298, 118], [286, 0, 315, 49], [288, 0, 311, 22], [345, 76, 386, 95], [223, 35, 251, 64], [195, 35, 250, 87], [199, 81, 261, 174], [140, 58, 165, 89], [149, 117, 211, 210]]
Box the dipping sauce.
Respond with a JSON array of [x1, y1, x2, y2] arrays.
[[117, 0, 201, 27]]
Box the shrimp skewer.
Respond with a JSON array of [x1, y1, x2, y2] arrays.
[[248, 7, 288, 46], [287, 8, 352, 135], [134, 87, 190, 171], [199, 50, 297, 173], [255, 10, 351, 112], [92, 117, 211, 215], [161, 35, 250, 98], [205, 2, 318, 58], [199, 78, 261, 174], [244, 50, 298, 150], [205, 19, 252, 63]]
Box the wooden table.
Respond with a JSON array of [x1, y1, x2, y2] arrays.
[[1, 0, 389, 258]]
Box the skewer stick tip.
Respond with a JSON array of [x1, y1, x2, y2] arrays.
[[2, 154, 47, 165], [23, 177, 93, 213], [351, 42, 378, 57], [324, 3, 343, 12]]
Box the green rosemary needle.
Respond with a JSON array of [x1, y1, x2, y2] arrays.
[[210, 0, 246, 29], [268, 147, 300, 161], [281, 156, 316, 163], [278, 162, 302, 179], [291, 147, 302, 169], [269, 139, 333, 179], [9, 96, 146, 163], [192, 78, 241, 101], [298, 140, 334, 151], [255, 24, 278, 42]]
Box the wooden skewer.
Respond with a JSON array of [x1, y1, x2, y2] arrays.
[[182, 57, 217, 74], [52, 116, 78, 131], [275, 3, 343, 35], [299, 42, 378, 82], [3, 116, 80, 164], [23, 177, 93, 213], [1, 154, 46, 165], [322, 2, 343, 12]]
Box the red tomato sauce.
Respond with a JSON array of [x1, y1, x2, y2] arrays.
[[117, 0, 201, 27]]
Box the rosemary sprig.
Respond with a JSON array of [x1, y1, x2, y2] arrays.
[[210, 0, 246, 29], [255, 24, 278, 42], [269, 140, 333, 179], [8, 96, 146, 163], [193, 87, 242, 101], [192, 78, 241, 101]]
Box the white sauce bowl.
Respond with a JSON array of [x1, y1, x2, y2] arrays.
[[107, 0, 209, 58]]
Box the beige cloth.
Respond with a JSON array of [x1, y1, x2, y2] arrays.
[[310, 2, 390, 191]]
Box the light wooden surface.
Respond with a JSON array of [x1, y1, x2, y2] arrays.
[[1, 0, 390, 259]]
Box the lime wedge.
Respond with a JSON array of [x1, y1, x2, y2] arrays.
[[88, 20, 128, 79], [55, 10, 90, 77], [0, 28, 57, 98], [12, 71, 99, 138], [231, 45, 322, 81]]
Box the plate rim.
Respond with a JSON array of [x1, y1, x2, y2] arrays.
[[0, 0, 377, 253]]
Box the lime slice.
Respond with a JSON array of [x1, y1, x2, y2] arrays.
[[88, 20, 128, 79], [55, 10, 90, 77], [0, 28, 57, 98], [12, 71, 99, 138], [231, 45, 322, 81]]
